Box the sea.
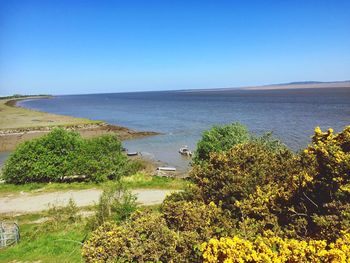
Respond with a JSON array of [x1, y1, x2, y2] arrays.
[[15, 87, 350, 171]]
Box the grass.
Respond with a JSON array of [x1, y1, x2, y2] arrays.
[[0, 190, 164, 263], [0, 96, 101, 130], [121, 172, 190, 189], [0, 172, 189, 196], [0, 211, 87, 263]]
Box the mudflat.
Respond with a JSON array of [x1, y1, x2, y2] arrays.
[[0, 96, 159, 151]]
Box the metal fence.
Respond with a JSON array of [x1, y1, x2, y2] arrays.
[[0, 221, 20, 248]]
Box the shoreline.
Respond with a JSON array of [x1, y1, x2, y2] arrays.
[[241, 81, 350, 91], [0, 96, 160, 152]]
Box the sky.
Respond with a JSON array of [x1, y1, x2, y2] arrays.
[[0, 0, 350, 95]]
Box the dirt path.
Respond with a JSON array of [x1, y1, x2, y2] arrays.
[[0, 189, 175, 214]]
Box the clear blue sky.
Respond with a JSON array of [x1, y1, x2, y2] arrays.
[[1, 0, 349, 95]]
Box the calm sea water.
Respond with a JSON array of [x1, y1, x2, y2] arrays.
[[18, 88, 350, 170]]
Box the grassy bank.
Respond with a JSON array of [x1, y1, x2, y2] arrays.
[[0, 172, 189, 196], [0, 96, 101, 131], [0, 96, 160, 152]]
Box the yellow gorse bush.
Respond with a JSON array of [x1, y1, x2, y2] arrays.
[[200, 231, 350, 263]]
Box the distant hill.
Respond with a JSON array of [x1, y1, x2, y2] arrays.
[[270, 80, 350, 86], [181, 80, 350, 93], [242, 80, 350, 91]]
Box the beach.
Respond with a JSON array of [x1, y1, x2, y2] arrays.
[[0, 96, 159, 152]]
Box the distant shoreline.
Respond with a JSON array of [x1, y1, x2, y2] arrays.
[[241, 81, 350, 91], [176, 81, 350, 93], [0, 96, 159, 151]]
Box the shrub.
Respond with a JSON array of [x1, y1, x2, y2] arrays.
[[193, 122, 250, 164], [285, 126, 350, 240], [200, 231, 350, 263], [3, 128, 84, 183], [82, 211, 182, 263], [192, 125, 350, 241], [161, 198, 234, 236], [2, 128, 138, 183], [87, 183, 137, 230], [76, 135, 130, 182], [191, 141, 297, 212], [32, 198, 81, 233], [82, 125, 350, 262]]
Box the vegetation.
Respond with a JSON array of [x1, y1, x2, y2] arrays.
[[0, 96, 100, 130], [0, 202, 87, 263], [193, 122, 285, 164], [82, 123, 350, 262], [2, 128, 139, 183], [0, 172, 188, 195], [0, 94, 51, 99], [193, 122, 249, 164], [0, 185, 152, 263], [86, 183, 138, 230], [200, 231, 350, 263]]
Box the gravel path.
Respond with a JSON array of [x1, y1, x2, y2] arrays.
[[0, 189, 175, 214]]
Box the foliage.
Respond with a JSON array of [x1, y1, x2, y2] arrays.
[[44, 198, 81, 231], [82, 124, 350, 262], [3, 128, 84, 183], [2, 128, 139, 183], [193, 122, 250, 164], [200, 231, 350, 263], [76, 134, 133, 182], [82, 211, 184, 263], [162, 198, 233, 235], [191, 125, 350, 241], [87, 183, 137, 230], [191, 141, 297, 212], [251, 131, 287, 153], [120, 171, 189, 190], [161, 198, 237, 262], [285, 126, 350, 240]]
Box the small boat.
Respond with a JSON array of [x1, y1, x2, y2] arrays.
[[179, 145, 192, 157], [157, 167, 176, 172], [127, 151, 139, 156]]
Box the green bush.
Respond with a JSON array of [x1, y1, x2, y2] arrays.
[[76, 135, 130, 182], [3, 129, 83, 183], [193, 122, 285, 164], [193, 122, 250, 164], [2, 128, 137, 184]]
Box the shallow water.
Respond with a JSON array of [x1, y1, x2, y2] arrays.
[[18, 87, 350, 170], [0, 152, 10, 168]]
